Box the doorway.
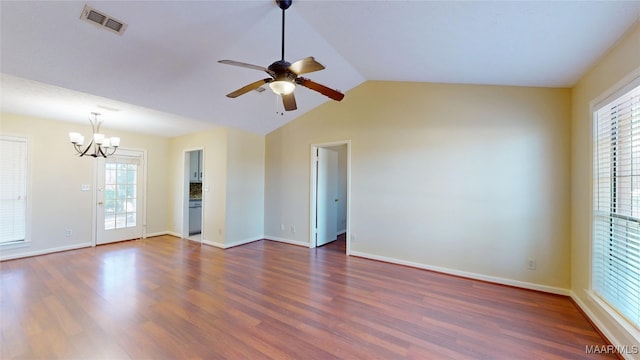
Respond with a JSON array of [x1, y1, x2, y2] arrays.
[[95, 148, 146, 245], [310, 141, 350, 253], [183, 149, 204, 242]]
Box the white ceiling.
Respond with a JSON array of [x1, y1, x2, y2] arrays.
[[1, 1, 639, 137]]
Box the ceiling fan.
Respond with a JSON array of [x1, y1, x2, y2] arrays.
[[218, 0, 344, 111]]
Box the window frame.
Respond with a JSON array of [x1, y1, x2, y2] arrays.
[[590, 68, 640, 340]]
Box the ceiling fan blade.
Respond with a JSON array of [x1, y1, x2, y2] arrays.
[[282, 92, 297, 111], [289, 57, 325, 75], [296, 77, 344, 101], [226, 78, 272, 98], [218, 60, 269, 73]]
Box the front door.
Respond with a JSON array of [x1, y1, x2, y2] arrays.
[[96, 149, 144, 245]]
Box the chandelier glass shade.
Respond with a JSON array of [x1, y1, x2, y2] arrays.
[[69, 112, 120, 158]]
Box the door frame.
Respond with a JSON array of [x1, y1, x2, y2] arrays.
[[309, 140, 351, 254], [182, 147, 204, 242], [92, 147, 147, 246]]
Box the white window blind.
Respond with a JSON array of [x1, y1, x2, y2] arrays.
[[0, 136, 27, 244], [593, 79, 640, 329]]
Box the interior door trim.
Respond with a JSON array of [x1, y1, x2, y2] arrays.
[[309, 140, 352, 254]]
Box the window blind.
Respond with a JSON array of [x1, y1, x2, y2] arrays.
[[0, 136, 27, 243], [593, 80, 640, 329]]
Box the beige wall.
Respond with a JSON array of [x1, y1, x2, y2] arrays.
[[0, 112, 265, 258], [226, 128, 265, 246], [169, 128, 228, 245], [265, 81, 572, 291], [0, 113, 170, 259], [169, 127, 265, 247], [571, 21, 640, 348]]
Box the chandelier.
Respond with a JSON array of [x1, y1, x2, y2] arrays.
[[69, 112, 120, 158]]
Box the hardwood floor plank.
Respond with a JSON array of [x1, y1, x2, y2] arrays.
[[0, 236, 621, 359]]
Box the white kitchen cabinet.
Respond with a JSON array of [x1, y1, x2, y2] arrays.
[[189, 150, 203, 182], [189, 200, 202, 235]]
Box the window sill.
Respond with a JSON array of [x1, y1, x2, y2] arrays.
[[587, 290, 640, 344], [0, 240, 30, 251]]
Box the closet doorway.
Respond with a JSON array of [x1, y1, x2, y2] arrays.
[[309, 141, 350, 253]]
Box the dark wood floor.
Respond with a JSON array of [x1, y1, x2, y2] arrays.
[[1, 236, 617, 359]]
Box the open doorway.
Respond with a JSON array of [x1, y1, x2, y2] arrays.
[[310, 141, 350, 254], [183, 149, 204, 242]]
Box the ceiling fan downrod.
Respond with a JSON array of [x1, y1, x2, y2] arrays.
[[277, 0, 292, 61]]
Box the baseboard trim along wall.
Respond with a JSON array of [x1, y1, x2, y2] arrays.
[[202, 236, 263, 249], [349, 250, 571, 296], [0, 242, 93, 261], [147, 231, 180, 238], [264, 236, 309, 248], [202, 240, 224, 248]]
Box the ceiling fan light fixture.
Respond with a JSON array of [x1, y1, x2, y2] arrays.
[[269, 80, 295, 95]]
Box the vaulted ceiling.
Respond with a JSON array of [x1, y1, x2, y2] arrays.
[[1, 1, 639, 136]]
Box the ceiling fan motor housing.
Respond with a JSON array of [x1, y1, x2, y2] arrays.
[[276, 0, 292, 10], [268, 60, 296, 82]]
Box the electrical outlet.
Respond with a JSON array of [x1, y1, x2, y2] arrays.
[[351, 234, 356, 242], [528, 259, 536, 270], [291, 225, 296, 234], [65, 229, 73, 237], [280, 224, 285, 231]]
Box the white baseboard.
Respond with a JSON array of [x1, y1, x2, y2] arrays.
[[0, 242, 93, 261], [202, 240, 224, 248], [264, 236, 309, 248], [146, 231, 180, 238], [225, 236, 263, 249], [201, 236, 263, 249], [349, 250, 570, 296], [570, 292, 621, 351]]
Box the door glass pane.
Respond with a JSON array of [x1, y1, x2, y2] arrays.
[[104, 159, 137, 230], [127, 213, 136, 227]]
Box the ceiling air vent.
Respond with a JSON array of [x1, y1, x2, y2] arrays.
[[80, 4, 127, 35]]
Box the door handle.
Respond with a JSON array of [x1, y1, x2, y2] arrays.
[[335, 198, 339, 202], [98, 201, 104, 205]]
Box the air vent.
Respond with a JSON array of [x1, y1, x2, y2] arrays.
[[80, 4, 127, 35]]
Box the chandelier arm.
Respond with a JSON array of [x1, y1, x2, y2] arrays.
[[104, 147, 117, 157], [89, 112, 102, 133], [80, 140, 94, 157], [98, 146, 108, 158], [72, 143, 84, 155]]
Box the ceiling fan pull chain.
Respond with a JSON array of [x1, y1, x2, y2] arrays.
[[275, 92, 284, 116]]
